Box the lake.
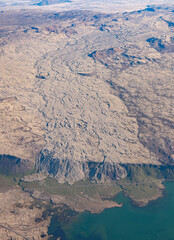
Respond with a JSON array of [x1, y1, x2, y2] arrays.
[[62, 181, 174, 240]]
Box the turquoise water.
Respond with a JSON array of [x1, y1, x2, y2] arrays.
[[63, 182, 174, 240]]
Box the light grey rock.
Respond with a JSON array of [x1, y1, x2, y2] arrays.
[[37, 150, 127, 184]]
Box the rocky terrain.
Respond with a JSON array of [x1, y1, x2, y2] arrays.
[[0, 187, 51, 240], [0, 5, 174, 239], [1, 6, 174, 184]]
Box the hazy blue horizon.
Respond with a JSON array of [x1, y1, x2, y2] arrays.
[[0, 0, 173, 13]]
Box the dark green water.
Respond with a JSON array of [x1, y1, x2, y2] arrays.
[[62, 181, 174, 240]]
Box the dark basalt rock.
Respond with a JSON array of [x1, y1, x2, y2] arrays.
[[146, 37, 174, 53], [88, 161, 127, 182], [0, 154, 34, 175]]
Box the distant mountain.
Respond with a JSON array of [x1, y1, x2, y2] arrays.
[[36, 0, 71, 6], [0, 0, 71, 7]]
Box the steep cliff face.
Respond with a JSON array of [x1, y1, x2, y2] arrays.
[[0, 154, 33, 175], [0, 6, 173, 183], [37, 150, 127, 183]]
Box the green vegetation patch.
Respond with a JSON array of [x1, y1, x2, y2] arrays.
[[119, 165, 164, 203], [119, 178, 162, 202], [20, 177, 121, 199], [0, 174, 17, 189], [19, 164, 174, 206]]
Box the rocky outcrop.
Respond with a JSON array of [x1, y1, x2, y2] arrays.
[[37, 151, 88, 184], [146, 36, 174, 53], [89, 161, 127, 183], [36, 150, 127, 184]]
